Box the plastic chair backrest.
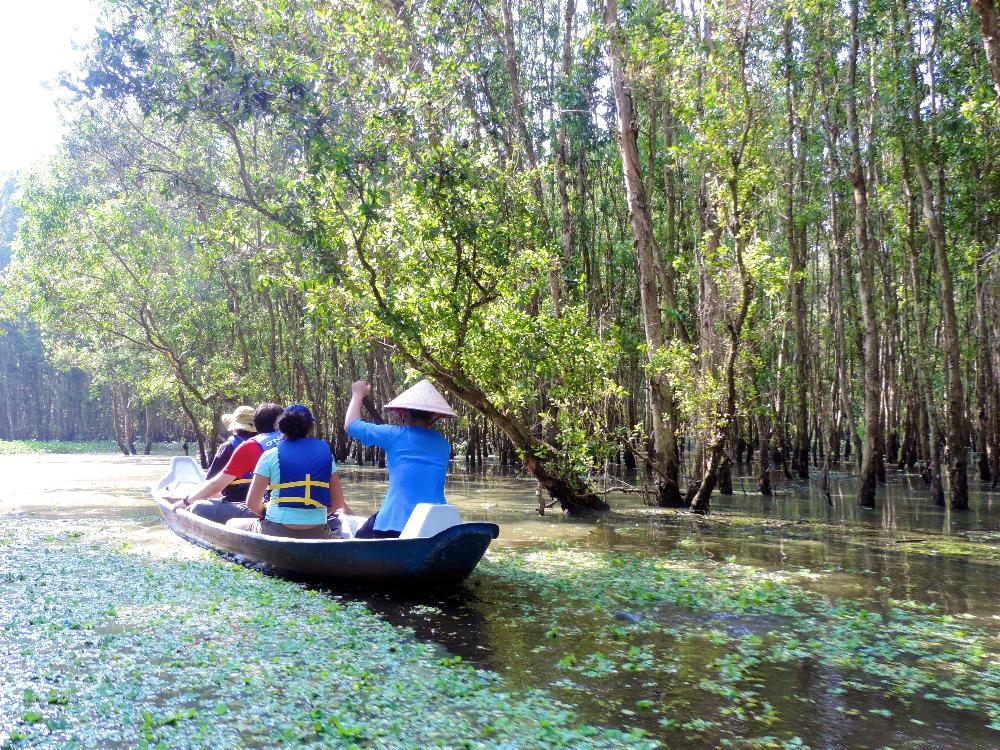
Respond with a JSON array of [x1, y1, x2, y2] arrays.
[[398, 503, 462, 539], [152, 456, 206, 498]]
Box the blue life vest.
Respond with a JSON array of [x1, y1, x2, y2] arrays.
[[255, 430, 283, 451], [220, 433, 249, 500], [268, 438, 333, 511]]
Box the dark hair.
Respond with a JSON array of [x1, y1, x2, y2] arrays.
[[276, 410, 313, 440], [253, 402, 284, 432], [404, 409, 435, 423], [234, 429, 256, 439]]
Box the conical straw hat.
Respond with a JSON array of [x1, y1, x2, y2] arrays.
[[384, 379, 457, 418]]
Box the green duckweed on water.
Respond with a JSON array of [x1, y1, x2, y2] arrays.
[[5, 507, 1000, 749], [474, 542, 1000, 748], [0, 521, 656, 750]]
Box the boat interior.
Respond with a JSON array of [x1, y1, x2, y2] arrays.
[[152, 455, 463, 540]]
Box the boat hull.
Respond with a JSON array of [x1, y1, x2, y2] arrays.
[[157, 498, 499, 586]]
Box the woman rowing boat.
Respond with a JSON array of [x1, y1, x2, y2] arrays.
[[344, 379, 456, 539]]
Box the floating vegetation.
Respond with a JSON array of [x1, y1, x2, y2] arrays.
[[477, 543, 1000, 747], [0, 522, 656, 749], [6, 476, 1000, 749], [617, 505, 1000, 565]]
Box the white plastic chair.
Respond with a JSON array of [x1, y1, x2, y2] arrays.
[[152, 455, 205, 500], [398, 503, 462, 539]]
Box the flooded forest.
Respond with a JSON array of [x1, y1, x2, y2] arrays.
[[2, 0, 1000, 747]]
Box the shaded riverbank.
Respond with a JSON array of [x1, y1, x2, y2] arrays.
[[2, 453, 1000, 748]]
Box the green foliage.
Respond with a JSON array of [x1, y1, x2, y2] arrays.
[[9, 0, 1000, 497], [0, 440, 180, 455]]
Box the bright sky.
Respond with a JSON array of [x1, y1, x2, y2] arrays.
[[0, 1, 100, 176]]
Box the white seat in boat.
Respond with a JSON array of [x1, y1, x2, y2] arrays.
[[398, 503, 462, 539], [152, 456, 206, 499]]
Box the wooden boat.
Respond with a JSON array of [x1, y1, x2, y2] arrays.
[[152, 457, 500, 586]]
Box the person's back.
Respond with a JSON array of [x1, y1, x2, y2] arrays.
[[344, 379, 457, 538], [226, 404, 350, 540], [347, 421, 450, 532], [266, 436, 335, 524], [169, 402, 283, 523]]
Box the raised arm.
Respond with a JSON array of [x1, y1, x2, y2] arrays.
[[344, 380, 370, 432]]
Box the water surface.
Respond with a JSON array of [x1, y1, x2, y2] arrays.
[[3, 453, 999, 749]]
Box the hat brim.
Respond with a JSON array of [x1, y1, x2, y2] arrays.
[[222, 413, 255, 431], [385, 405, 457, 419], [383, 380, 458, 418]]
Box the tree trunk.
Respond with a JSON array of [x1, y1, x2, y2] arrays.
[[757, 410, 772, 496], [555, 0, 576, 280], [901, 0, 969, 509], [970, 0, 1000, 105], [500, 0, 562, 315], [690, 284, 754, 513], [821, 86, 861, 471], [604, 0, 683, 507], [144, 404, 154, 455], [784, 18, 810, 480], [443, 373, 608, 512], [123, 394, 137, 455], [975, 254, 999, 483], [717, 453, 734, 496], [110, 385, 130, 456], [178, 390, 209, 469], [846, 0, 881, 508]]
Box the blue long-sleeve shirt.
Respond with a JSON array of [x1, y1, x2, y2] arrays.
[[347, 419, 450, 531]]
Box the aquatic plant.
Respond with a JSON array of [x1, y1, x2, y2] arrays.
[[477, 543, 1000, 746], [0, 521, 657, 749]]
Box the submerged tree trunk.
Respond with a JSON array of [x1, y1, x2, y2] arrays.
[[123, 394, 137, 456], [177, 389, 209, 469], [976, 257, 998, 482], [437, 372, 608, 513], [604, 0, 683, 507], [144, 404, 154, 455], [785, 18, 810, 480], [847, 0, 881, 509], [757, 410, 772, 496], [901, 0, 969, 509], [690, 278, 754, 513], [900, 147, 944, 505], [109, 385, 130, 456]]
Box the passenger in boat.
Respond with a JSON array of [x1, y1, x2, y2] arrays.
[[206, 405, 256, 481], [227, 404, 350, 539], [344, 379, 455, 539], [170, 402, 284, 523]]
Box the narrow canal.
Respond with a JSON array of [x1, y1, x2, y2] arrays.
[[2, 452, 999, 749]]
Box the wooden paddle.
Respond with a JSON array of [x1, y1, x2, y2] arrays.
[[362, 394, 385, 425]]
